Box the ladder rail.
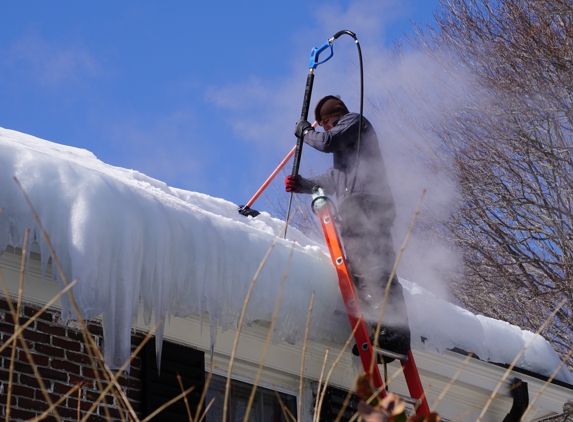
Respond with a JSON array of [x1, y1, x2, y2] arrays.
[[312, 190, 430, 417]]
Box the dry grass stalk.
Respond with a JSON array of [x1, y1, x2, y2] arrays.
[[197, 398, 215, 422], [140, 385, 195, 422], [316, 316, 363, 420], [371, 189, 426, 375], [312, 348, 330, 422], [244, 242, 295, 421], [431, 351, 475, 412], [76, 381, 85, 421], [476, 298, 567, 422], [222, 218, 290, 422], [176, 372, 194, 422], [194, 359, 215, 422], [298, 291, 315, 422], [274, 389, 297, 422], [14, 177, 135, 420]]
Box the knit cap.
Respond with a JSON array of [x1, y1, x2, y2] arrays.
[[314, 95, 349, 122]]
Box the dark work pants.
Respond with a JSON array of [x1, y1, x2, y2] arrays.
[[338, 194, 409, 329]]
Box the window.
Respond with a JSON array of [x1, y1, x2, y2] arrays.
[[142, 341, 205, 421], [205, 373, 297, 422]]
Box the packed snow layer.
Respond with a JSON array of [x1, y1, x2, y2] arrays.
[[0, 127, 571, 384]]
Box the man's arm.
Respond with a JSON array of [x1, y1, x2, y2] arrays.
[[303, 113, 360, 153]]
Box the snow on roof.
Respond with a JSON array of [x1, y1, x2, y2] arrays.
[[0, 126, 571, 385]]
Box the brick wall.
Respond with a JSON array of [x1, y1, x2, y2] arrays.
[[0, 298, 143, 421]]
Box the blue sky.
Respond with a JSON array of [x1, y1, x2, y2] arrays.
[[0, 1, 440, 213]]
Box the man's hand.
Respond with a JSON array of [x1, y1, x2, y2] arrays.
[[294, 120, 314, 139], [284, 175, 302, 193]]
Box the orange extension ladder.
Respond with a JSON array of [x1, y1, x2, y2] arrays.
[[311, 188, 430, 416]]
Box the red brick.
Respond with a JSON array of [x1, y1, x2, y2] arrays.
[[6, 408, 38, 420], [52, 381, 78, 395], [87, 324, 104, 336], [54, 406, 84, 419], [21, 328, 50, 343], [19, 350, 50, 366], [0, 299, 13, 312], [23, 305, 54, 322], [20, 374, 41, 388], [37, 321, 66, 337], [68, 397, 96, 412], [6, 384, 35, 397], [52, 335, 82, 351], [17, 397, 50, 411], [13, 361, 34, 375], [4, 313, 30, 326], [82, 367, 105, 380], [129, 354, 142, 367], [0, 322, 15, 334], [51, 358, 80, 374], [67, 329, 85, 342], [38, 367, 68, 382], [35, 343, 66, 359], [122, 377, 141, 390], [0, 344, 15, 357], [67, 350, 93, 365], [33, 390, 63, 405], [126, 388, 142, 402]]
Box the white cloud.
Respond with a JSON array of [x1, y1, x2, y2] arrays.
[[107, 109, 205, 189], [6, 30, 101, 87]]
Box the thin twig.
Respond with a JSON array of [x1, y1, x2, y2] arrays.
[[298, 291, 315, 422], [312, 349, 330, 422], [244, 243, 295, 421], [197, 398, 215, 422], [194, 359, 215, 422], [177, 372, 194, 422], [274, 389, 297, 422]]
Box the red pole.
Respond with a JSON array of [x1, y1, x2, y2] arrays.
[[245, 145, 296, 208]]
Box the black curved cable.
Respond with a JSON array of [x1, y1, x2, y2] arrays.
[[333, 30, 364, 195]]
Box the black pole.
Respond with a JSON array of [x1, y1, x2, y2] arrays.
[[285, 69, 315, 237]]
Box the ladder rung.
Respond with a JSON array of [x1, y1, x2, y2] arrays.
[[373, 347, 408, 362], [394, 392, 422, 407]]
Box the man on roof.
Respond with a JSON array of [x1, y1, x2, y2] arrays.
[[285, 95, 410, 360]]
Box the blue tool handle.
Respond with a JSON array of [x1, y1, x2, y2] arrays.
[[308, 40, 333, 69]]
